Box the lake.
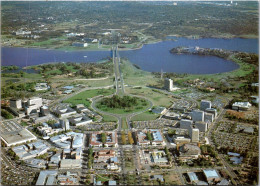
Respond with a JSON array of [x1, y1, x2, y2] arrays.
[[1, 37, 258, 74]]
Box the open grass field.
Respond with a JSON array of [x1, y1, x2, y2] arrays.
[[131, 111, 159, 121], [125, 87, 174, 107], [101, 114, 118, 122], [51, 76, 114, 88], [121, 60, 161, 87], [63, 88, 115, 107]]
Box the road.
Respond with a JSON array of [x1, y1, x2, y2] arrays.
[[206, 98, 240, 185], [48, 85, 113, 111]]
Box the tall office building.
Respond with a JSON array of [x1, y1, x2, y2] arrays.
[[180, 119, 193, 130], [164, 78, 174, 91], [205, 108, 217, 118], [192, 110, 204, 122], [195, 121, 208, 132], [200, 100, 212, 111], [60, 119, 70, 131], [188, 125, 200, 143]]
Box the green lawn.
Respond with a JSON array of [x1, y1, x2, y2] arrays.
[[121, 59, 161, 87], [96, 175, 110, 182], [126, 87, 174, 107], [63, 88, 115, 107], [101, 114, 118, 122], [121, 117, 128, 129], [131, 111, 159, 121]]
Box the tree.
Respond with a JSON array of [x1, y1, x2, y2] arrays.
[[147, 131, 153, 141], [1, 110, 14, 119], [128, 131, 134, 145], [101, 133, 107, 144]]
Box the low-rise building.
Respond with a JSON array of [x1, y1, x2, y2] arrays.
[[72, 42, 88, 47], [150, 150, 168, 164], [136, 129, 166, 146], [25, 97, 43, 115], [60, 159, 82, 169], [89, 132, 118, 148], [187, 172, 199, 183], [217, 179, 229, 185], [232, 102, 252, 111], [53, 107, 77, 118], [12, 141, 49, 160], [163, 111, 180, 120], [179, 143, 201, 162], [203, 169, 221, 183], [36, 170, 58, 185], [0, 120, 37, 147], [25, 158, 47, 169], [57, 172, 78, 185], [35, 83, 50, 91], [94, 150, 116, 163], [152, 107, 167, 115], [50, 132, 83, 149], [68, 114, 92, 126]]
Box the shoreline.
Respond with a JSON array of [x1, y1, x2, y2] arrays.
[[2, 35, 257, 52]]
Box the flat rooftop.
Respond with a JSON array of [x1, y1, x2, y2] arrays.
[[0, 121, 37, 146]]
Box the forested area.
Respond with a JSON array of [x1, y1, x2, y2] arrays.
[[1, 1, 258, 39]]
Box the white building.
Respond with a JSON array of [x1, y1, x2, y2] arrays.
[[188, 126, 199, 143], [232, 102, 252, 111], [25, 97, 43, 115], [53, 107, 77, 118], [164, 78, 174, 91], [28, 97, 43, 108], [35, 83, 50, 91], [68, 115, 92, 126], [10, 99, 22, 109]]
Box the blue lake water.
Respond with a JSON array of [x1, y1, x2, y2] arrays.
[[1, 37, 258, 74]]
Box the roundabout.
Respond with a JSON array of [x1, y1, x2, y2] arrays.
[[95, 95, 151, 115], [91, 94, 153, 118]]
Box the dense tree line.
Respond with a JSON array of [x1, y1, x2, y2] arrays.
[[100, 95, 138, 108]]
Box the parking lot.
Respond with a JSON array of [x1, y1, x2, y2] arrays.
[[132, 119, 177, 129], [214, 120, 258, 153], [77, 122, 117, 131]]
